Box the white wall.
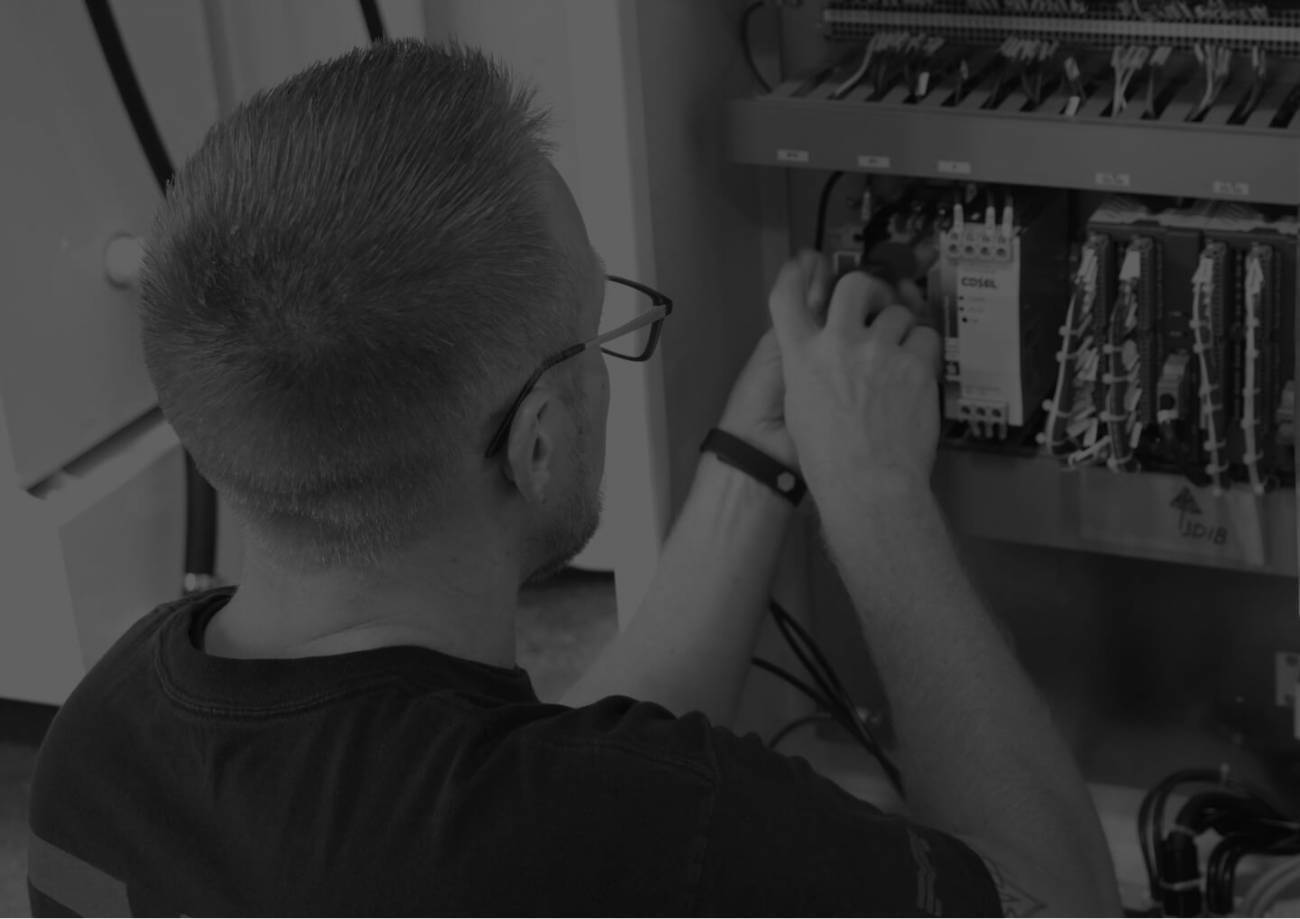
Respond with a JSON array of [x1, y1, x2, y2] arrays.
[[0, 0, 224, 703]]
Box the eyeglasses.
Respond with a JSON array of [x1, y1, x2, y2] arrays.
[[483, 275, 673, 458]]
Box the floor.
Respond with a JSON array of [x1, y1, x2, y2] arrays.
[[0, 568, 617, 917]]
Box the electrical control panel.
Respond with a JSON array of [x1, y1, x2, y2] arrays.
[[734, 0, 1300, 575], [726, 0, 1300, 839]]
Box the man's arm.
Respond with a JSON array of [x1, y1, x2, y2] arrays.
[[560, 319, 818, 725], [559, 452, 791, 725], [768, 257, 1121, 916], [819, 480, 1119, 915], [562, 260, 855, 724]]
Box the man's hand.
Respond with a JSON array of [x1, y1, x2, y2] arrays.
[[767, 250, 942, 495], [716, 252, 835, 468], [716, 331, 796, 467]]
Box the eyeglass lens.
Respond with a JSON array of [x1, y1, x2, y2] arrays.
[[599, 278, 655, 359]]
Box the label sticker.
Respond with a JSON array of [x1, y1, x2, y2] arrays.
[[776, 148, 810, 163], [858, 154, 892, 169], [1212, 180, 1251, 197], [956, 247, 1025, 425], [1077, 475, 1267, 567], [938, 159, 973, 175], [1095, 172, 1132, 188]]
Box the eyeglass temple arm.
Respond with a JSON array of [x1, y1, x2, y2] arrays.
[[585, 303, 671, 351]]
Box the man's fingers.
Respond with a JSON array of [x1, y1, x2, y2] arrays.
[[826, 271, 896, 333], [806, 251, 833, 319], [896, 279, 928, 318], [868, 304, 916, 345], [768, 252, 819, 345], [903, 324, 943, 376]]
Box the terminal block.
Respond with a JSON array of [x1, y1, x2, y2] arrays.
[[959, 398, 1009, 440]]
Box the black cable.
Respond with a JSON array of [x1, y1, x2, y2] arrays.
[[359, 0, 386, 43], [1207, 836, 1252, 916], [766, 613, 877, 753], [814, 170, 846, 253], [1141, 770, 1295, 912], [766, 601, 897, 773], [84, 1, 171, 189], [751, 653, 866, 753], [768, 712, 835, 749], [1141, 770, 1222, 907], [768, 605, 848, 715], [758, 600, 904, 795], [740, 1, 773, 94], [751, 657, 840, 715], [85, 0, 220, 595], [769, 601, 850, 700], [754, 652, 903, 794]]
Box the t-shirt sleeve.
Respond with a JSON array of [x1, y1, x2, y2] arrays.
[[694, 727, 1002, 916]]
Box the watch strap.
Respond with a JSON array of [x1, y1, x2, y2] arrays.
[[700, 428, 807, 506]]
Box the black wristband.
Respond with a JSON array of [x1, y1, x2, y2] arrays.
[[700, 428, 807, 506]]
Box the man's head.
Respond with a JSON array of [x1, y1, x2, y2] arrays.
[[140, 39, 608, 579]]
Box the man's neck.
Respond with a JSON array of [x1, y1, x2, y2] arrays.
[[203, 531, 521, 669]]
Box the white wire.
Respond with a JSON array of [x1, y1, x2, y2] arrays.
[[833, 35, 878, 99], [1042, 247, 1098, 450], [1191, 251, 1228, 494]]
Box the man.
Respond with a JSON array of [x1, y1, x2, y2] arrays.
[[28, 40, 1119, 915]]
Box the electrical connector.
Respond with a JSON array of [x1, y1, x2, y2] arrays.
[[960, 399, 1009, 440]]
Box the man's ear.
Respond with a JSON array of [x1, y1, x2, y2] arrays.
[[503, 388, 559, 505]]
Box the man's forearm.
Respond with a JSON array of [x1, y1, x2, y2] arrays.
[[819, 480, 1119, 914], [559, 454, 792, 725]]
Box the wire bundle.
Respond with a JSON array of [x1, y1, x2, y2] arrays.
[[752, 600, 904, 797], [1063, 55, 1088, 115], [1241, 247, 1268, 495], [988, 37, 1059, 107], [833, 31, 907, 100], [1145, 46, 1173, 116], [907, 35, 948, 100], [1102, 244, 1145, 472], [1110, 44, 1151, 115], [1139, 769, 1300, 916], [833, 33, 883, 99], [1191, 43, 1233, 121], [1190, 246, 1231, 494], [1237, 45, 1270, 120], [1040, 240, 1103, 460]]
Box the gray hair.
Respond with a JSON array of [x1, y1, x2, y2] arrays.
[[140, 39, 577, 569]]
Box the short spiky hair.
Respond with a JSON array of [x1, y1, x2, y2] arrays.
[[140, 40, 573, 569]]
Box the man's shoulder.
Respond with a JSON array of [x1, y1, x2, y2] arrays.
[[72, 591, 203, 694], [499, 694, 722, 787]]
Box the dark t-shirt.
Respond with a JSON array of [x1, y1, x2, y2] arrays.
[[28, 588, 1000, 916]]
